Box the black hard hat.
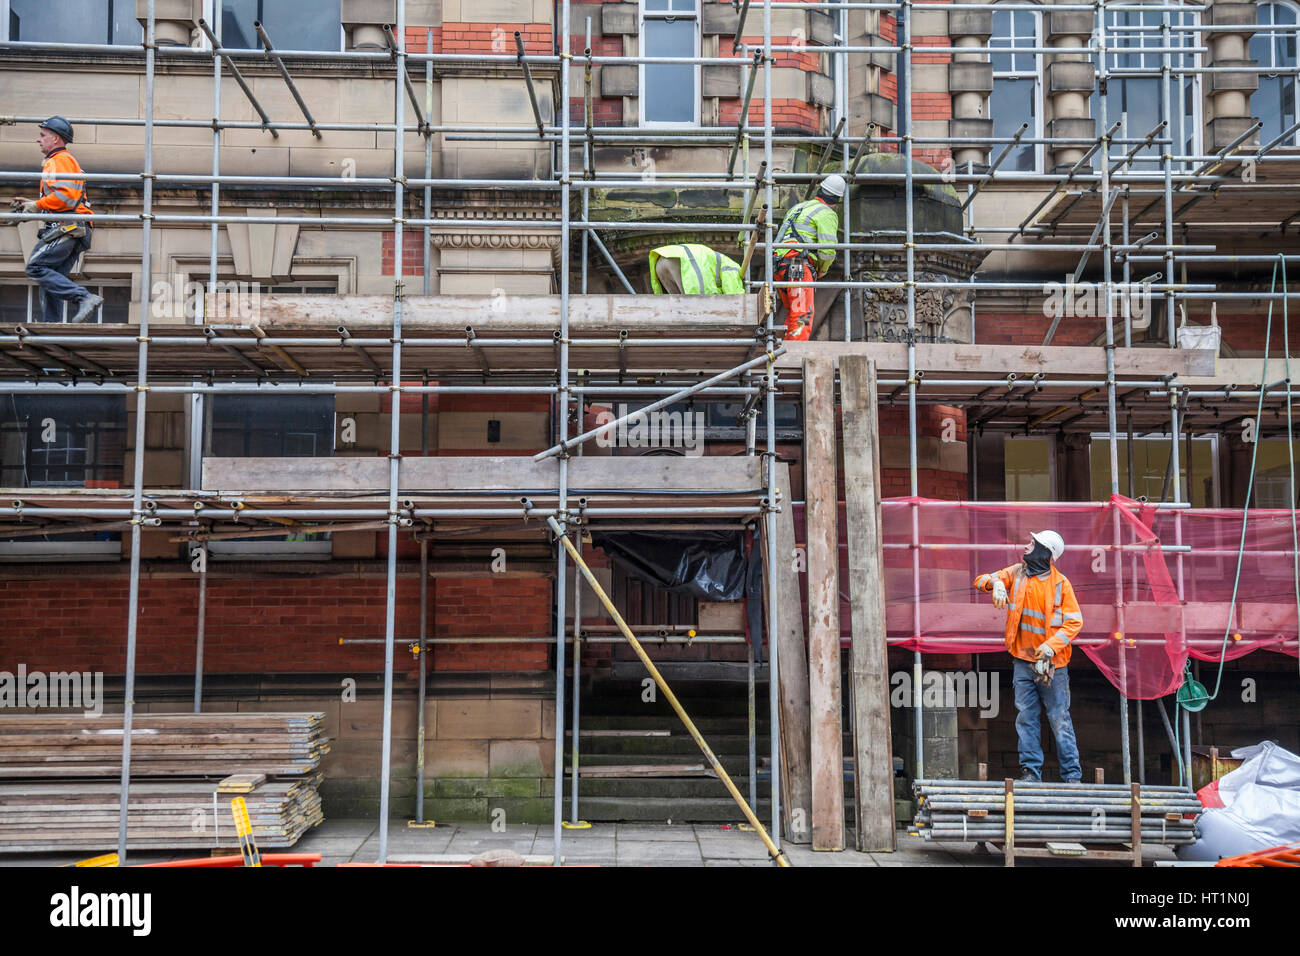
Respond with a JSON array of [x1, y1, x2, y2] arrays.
[[39, 116, 74, 143]]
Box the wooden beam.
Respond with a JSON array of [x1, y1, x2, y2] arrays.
[[769, 462, 812, 844], [802, 356, 844, 850], [209, 292, 759, 333], [202, 456, 763, 494], [775, 342, 1218, 378], [841, 356, 895, 853]]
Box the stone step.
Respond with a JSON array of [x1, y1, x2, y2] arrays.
[[547, 775, 856, 800], [572, 796, 776, 823]]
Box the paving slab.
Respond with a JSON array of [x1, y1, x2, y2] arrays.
[[617, 841, 704, 865], [615, 825, 699, 842]]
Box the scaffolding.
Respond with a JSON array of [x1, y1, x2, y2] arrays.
[[0, 0, 1298, 865]]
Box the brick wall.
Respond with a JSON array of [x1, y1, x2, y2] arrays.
[[0, 574, 549, 677], [381, 230, 427, 277]]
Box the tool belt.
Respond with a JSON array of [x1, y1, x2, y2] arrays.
[[38, 220, 89, 243], [773, 249, 809, 282]]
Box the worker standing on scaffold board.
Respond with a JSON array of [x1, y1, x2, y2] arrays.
[[771, 174, 843, 341], [974, 531, 1084, 783]]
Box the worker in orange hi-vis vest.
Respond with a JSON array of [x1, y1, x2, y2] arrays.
[[11, 117, 101, 323], [973, 530, 1084, 783]]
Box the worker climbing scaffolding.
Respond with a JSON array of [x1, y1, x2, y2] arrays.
[[771, 173, 843, 340]]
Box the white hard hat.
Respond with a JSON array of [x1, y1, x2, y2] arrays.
[[1031, 530, 1065, 562], [820, 173, 847, 199]]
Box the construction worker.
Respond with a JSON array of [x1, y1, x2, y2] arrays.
[[974, 530, 1084, 783], [648, 243, 745, 295], [12, 117, 100, 323], [771, 173, 844, 341]]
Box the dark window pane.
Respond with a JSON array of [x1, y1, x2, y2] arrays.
[[223, 0, 340, 51], [645, 20, 695, 124], [0, 395, 127, 488], [991, 78, 1035, 171], [0, 286, 29, 325], [11, 0, 110, 45], [208, 395, 334, 457]]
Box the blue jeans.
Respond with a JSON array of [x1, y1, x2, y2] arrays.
[[25, 232, 92, 321], [1012, 657, 1082, 780]]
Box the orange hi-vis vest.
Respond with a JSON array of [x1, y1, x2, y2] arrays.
[[36, 147, 92, 217], [973, 564, 1083, 666]]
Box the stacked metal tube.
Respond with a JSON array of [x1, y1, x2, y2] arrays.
[[912, 779, 1202, 845]]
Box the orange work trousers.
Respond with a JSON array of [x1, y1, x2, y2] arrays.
[[774, 256, 814, 341]]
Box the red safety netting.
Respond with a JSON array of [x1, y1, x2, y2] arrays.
[[873, 495, 1300, 699]]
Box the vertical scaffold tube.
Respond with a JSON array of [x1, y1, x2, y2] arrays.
[[376, 0, 408, 863], [117, 0, 157, 866]]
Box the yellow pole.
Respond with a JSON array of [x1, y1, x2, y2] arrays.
[[547, 516, 790, 867]]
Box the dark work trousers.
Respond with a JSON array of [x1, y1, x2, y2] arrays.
[[25, 231, 92, 322]]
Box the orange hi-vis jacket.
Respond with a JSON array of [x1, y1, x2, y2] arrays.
[[973, 564, 1083, 666], [36, 147, 92, 217]]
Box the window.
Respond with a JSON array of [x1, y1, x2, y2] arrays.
[[1003, 437, 1053, 501], [205, 394, 335, 558], [4, 0, 141, 45], [0, 395, 127, 561], [640, 0, 700, 127], [1251, 2, 1299, 149], [221, 0, 342, 52], [1094, 6, 1201, 173], [990, 6, 1042, 172], [1251, 439, 1300, 508], [1088, 434, 1218, 506], [0, 284, 130, 325]]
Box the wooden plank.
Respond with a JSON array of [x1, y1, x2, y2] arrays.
[[201, 455, 763, 494], [775, 342, 1218, 378], [841, 356, 896, 853], [769, 462, 813, 845], [802, 356, 844, 850], [574, 764, 712, 777], [207, 292, 758, 332]]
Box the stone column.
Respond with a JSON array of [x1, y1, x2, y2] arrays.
[[136, 0, 200, 46], [1204, 2, 1259, 152], [947, 2, 993, 170], [342, 0, 397, 50], [1044, 5, 1096, 172]]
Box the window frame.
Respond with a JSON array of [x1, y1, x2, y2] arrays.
[[0, 393, 128, 562], [638, 0, 702, 129], [216, 0, 344, 54], [1, 281, 132, 325], [202, 391, 337, 560], [1, 0, 143, 46], [1094, 3, 1203, 176], [1251, 1, 1300, 150], [989, 3, 1045, 176]]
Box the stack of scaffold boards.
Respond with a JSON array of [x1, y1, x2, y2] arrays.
[[911, 779, 1202, 857], [0, 713, 328, 853]]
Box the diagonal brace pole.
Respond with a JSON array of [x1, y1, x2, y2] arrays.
[[547, 515, 789, 867], [534, 347, 785, 460]]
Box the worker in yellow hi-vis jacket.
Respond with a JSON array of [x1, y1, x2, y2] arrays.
[[648, 244, 745, 295]]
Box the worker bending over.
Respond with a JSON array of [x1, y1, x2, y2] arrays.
[[12, 117, 100, 323], [974, 530, 1084, 782], [648, 243, 745, 295], [771, 174, 843, 341]]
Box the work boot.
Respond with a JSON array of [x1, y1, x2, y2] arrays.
[[1018, 769, 1040, 782], [70, 293, 103, 323], [1062, 776, 1082, 784]]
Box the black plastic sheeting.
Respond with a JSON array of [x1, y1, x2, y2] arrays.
[[590, 529, 766, 664]]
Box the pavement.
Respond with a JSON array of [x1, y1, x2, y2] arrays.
[[0, 819, 1182, 867]]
